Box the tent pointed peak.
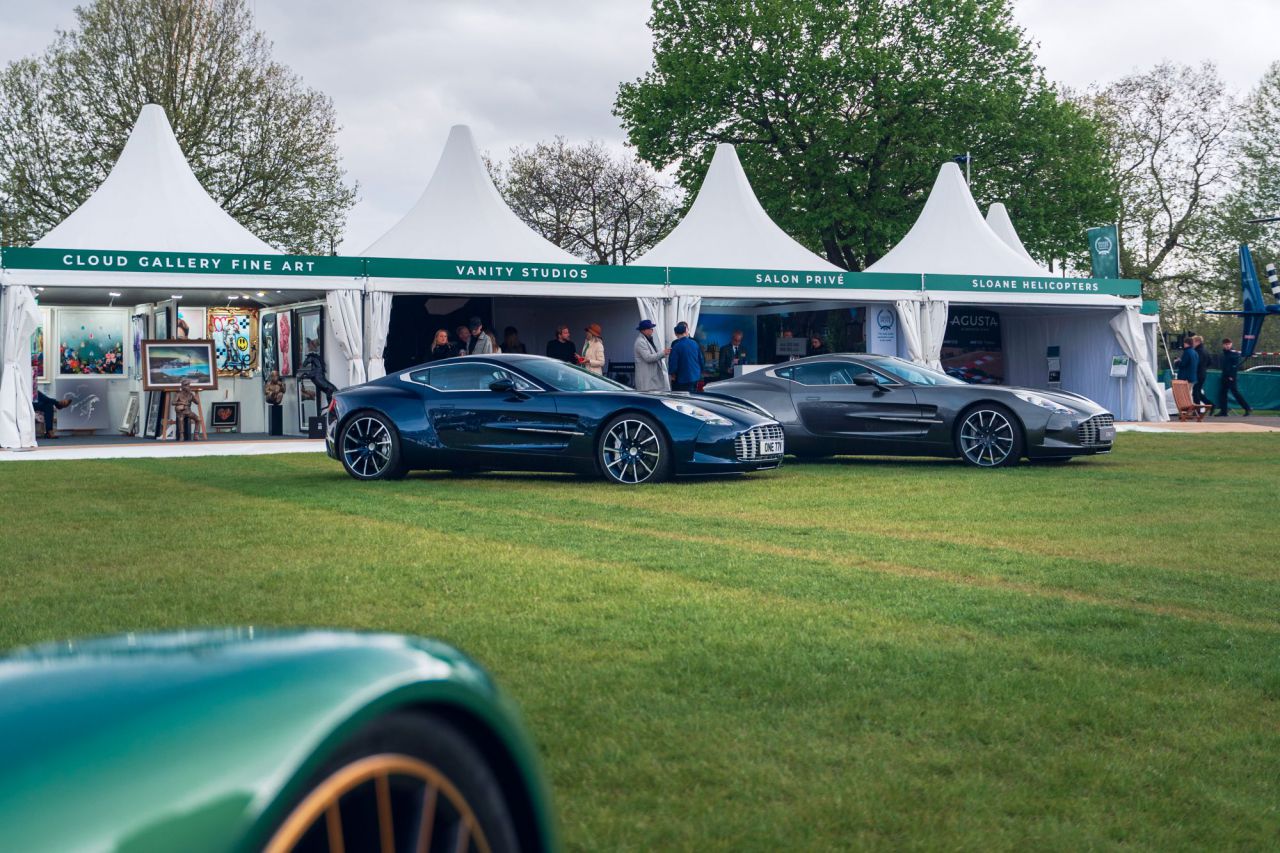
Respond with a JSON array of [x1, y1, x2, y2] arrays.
[[636, 143, 839, 271], [866, 163, 1048, 276], [361, 123, 581, 264], [35, 104, 275, 254], [985, 202, 1040, 267]]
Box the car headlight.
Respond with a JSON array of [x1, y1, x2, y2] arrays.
[[1012, 390, 1075, 416], [661, 399, 733, 425]]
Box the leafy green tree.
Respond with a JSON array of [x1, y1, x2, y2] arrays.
[[0, 0, 357, 253], [615, 0, 1116, 271]]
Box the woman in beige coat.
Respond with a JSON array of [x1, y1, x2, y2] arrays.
[[581, 323, 606, 375]]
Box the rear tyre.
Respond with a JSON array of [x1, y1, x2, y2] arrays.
[[339, 413, 407, 480], [263, 710, 521, 853], [955, 405, 1023, 468], [598, 414, 672, 484]]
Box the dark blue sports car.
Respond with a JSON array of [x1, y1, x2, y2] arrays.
[[325, 354, 784, 484]]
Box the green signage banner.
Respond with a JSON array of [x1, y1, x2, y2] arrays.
[[1087, 225, 1121, 279], [1, 246, 362, 277], [362, 257, 666, 285], [667, 266, 921, 290], [923, 273, 1141, 298]]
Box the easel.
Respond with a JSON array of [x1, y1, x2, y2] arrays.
[[159, 390, 207, 441]]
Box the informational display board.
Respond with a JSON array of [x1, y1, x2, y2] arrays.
[[1110, 355, 1131, 378]]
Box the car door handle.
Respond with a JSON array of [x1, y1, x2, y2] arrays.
[[804, 396, 821, 401]]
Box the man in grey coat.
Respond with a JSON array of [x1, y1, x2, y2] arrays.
[[468, 316, 495, 355], [633, 319, 670, 391]]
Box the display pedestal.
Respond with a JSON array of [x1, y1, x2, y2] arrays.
[[268, 403, 283, 436]]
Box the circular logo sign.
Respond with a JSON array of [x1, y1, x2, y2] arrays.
[[1094, 236, 1113, 255], [876, 308, 895, 330]]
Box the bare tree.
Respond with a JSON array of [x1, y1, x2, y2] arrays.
[[490, 138, 681, 265], [1084, 63, 1236, 304], [0, 0, 357, 253]]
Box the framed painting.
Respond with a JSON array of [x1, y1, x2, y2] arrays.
[[58, 308, 127, 377], [210, 401, 240, 432], [32, 307, 51, 384], [49, 379, 112, 430], [261, 311, 280, 377], [277, 310, 293, 377], [208, 307, 259, 378], [153, 305, 171, 340], [177, 306, 205, 340], [131, 314, 147, 379], [293, 306, 324, 372], [141, 340, 218, 391]]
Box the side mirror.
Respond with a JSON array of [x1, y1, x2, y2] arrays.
[[853, 373, 881, 387], [489, 378, 517, 393]]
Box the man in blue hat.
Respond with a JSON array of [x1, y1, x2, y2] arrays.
[[668, 321, 704, 392], [633, 319, 670, 391]]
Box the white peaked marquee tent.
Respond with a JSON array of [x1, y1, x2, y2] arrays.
[[360, 125, 663, 376], [0, 104, 362, 447], [635, 143, 849, 348], [863, 163, 1163, 420]]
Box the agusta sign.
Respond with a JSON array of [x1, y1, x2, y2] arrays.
[[0, 247, 1142, 297]]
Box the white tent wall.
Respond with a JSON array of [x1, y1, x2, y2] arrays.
[[0, 285, 41, 449], [1001, 307, 1135, 418]]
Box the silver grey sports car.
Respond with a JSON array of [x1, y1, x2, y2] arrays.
[[704, 354, 1115, 468]]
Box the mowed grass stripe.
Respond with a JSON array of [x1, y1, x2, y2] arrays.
[[1, 435, 1278, 850]]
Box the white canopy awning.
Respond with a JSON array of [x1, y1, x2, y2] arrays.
[[985, 202, 1046, 271], [362, 125, 581, 264], [636, 143, 840, 271], [36, 104, 276, 255], [867, 163, 1048, 277]]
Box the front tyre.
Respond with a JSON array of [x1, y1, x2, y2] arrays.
[[955, 405, 1023, 468], [598, 414, 671, 484], [339, 412, 407, 480]]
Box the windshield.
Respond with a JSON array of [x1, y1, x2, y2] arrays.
[[518, 358, 630, 392], [868, 357, 966, 386]]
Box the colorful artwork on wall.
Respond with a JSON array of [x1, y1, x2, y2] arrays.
[[177, 306, 205, 340], [58, 309, 127, 376], [141, 340, 218, 391], [207, 307, 259, 377], [261, 312, 280, 376], [277, 311, 293, 377], [32, 307, 51, 384]]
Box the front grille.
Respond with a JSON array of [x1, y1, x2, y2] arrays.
[[1077, 413, 1115, 446], [735, 424, 784, 460]]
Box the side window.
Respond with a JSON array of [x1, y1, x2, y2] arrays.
[[425, 363, 505, 391], [408, 368, 432, 384], [782, 362, 886, 386]]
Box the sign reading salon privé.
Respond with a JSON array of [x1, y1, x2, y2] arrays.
[[0, 247, 361, 277]]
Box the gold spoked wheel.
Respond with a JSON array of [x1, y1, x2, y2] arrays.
[[265, 753, 491, 853]]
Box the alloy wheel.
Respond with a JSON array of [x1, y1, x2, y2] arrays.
[[342, 416, 392, 478], [958, 409, 1016, 467], [602, 418, 662, 484]]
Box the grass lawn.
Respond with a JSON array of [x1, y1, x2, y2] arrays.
[[1, 433, 1278, 850]]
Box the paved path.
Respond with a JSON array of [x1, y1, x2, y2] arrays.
[[0, 438, 326, 462]]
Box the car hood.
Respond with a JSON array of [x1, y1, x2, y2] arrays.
[[648, 390, 775, 421], [993, 385, 1110, 416]]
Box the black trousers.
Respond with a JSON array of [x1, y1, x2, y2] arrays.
[[1192, 380, 1207, 405], [33, 392, 57, 434], [1217, 376, 1250, 414], [672, 381, 697, 392]]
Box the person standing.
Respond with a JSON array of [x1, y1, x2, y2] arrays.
[[427, 329, 453, 362], [717, 329, 746, 378], [668, 322, 704, 392], [633, 319, 671, 391], [1175, 336, 1198, 383], [1192, 334, 1209, 405], [581, 323, 606, 374], [546, 325, 577, 363], [502, 326, 527, 354], [1216, 338, 1252, 417], [808, 333, 829, 357], [468, 317, 495, 355], [454, 325, 471, 357]]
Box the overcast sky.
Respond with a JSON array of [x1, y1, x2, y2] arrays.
[[2, 0, 1278, 251]]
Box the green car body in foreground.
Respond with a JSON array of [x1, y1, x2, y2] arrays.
[[0, 629, 558, 852]]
